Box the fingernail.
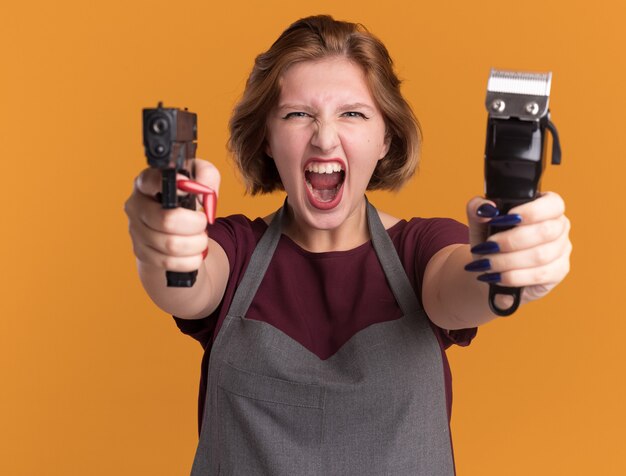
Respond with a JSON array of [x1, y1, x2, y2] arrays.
[[477, 272, 502, 283], [471, 241, 500, 255], [477, 203, 499, 218], [464, 259, 491, 272], [489, 214, 522, 227], [202, 247, 208, 259], [177, 180, 214, 195], [204, 191, 217, 225]]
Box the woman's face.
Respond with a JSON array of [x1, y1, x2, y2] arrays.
[[265, 57, 390, 232]]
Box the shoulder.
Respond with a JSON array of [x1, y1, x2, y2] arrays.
[[387, 215, 469, 290], [389, 216, 468, 245], [372, 206, 468, 258], [209, 214, 267, 238], [375, 207, 468, 239], [377, 209, 401, 230], [207, 214, 268, 261]]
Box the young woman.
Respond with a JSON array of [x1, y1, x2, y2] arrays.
[[125, 15, 571, 475]]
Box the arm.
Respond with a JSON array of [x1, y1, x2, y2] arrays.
[[422, 192, 572, 330], [124, 159, 229, 319]]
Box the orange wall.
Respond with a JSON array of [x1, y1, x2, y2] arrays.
[[2, 0, 624, 474]]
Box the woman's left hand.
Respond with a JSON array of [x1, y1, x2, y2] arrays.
[[465, 191, 572, 305]]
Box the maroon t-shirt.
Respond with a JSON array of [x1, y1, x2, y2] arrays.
[[174, 212, 477, 431]]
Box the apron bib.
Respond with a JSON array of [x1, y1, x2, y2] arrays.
[[190, 200, 454, 475]]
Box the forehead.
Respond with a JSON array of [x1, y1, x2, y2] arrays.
[[278, 57, 374, 104]]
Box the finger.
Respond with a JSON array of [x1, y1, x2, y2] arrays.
[[466, 196, 498, 246], [132, 238, 206, 272], [134, 168, 163, 197], [508, 191, 565, 225], [483, 215, 570, 253], [193, 159, 221, 196], [129, 220, 209, 258], [134, 199, 208, 235], [466, 196, 499, 222], [136, 167, 207, 200], [490, 244, 572, 288], [469, 228, 570, 273], [124, 181, 159, 221], [475, 239, 572, 288]]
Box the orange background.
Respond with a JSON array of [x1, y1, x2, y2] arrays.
[[2, 0, 624, 474]]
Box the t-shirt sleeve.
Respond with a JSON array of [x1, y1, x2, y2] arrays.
[[397, 217, 477, 349], [172, 215, 254, 348], [172, 315, 216, 349]]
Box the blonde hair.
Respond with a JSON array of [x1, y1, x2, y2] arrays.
[[229, 15, 421, 195]]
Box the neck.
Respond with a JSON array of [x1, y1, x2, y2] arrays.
[[282, 198, 370, 253]]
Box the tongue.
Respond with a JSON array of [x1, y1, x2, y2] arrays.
[[307, 171, 342, 190]]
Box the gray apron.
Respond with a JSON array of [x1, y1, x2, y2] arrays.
[[190, 200, 454, 475]]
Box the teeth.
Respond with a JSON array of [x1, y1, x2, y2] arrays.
[[305, 162, 344, 174]]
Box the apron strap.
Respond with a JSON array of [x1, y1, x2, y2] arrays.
[[228, 197, 422, 319], [226, 202, 285, 318], [365, 199, 422, 316]]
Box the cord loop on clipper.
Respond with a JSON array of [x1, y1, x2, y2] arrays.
[[544, 117, 562, 165], [488, 285, 522, 316]]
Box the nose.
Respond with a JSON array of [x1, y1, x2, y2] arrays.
[[310, 120, 340, 153]]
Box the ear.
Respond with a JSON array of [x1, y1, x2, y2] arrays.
[[379, 133, 391, 161], [265, 141, 273, 159]]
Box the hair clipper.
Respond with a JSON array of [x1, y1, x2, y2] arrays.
[[483, 69, 562, 316]]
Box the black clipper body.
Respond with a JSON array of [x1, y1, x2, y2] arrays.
[[484, 70, 562, 316], [143, 102, 199, 287]]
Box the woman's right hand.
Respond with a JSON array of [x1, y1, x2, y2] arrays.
[[124, 159, 221, 273], [124, 159, 228, 319]]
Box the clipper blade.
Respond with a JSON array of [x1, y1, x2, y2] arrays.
[[486, 69, 552, 120]]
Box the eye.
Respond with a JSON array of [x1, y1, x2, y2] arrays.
[[282, 112, 311, 120], [341, 111, 369, 119]]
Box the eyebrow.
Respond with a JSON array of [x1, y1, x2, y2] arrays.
[[276, 104, 314, 112], [339, 103, 375, 112], [276, 102, 376, 112]]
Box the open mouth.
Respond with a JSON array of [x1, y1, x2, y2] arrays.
[[304, 161, 346, 208]]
